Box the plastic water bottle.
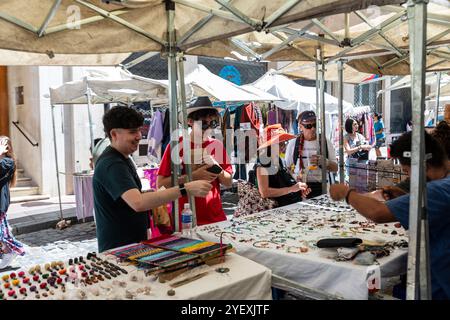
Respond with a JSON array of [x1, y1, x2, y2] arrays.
[[75, 160, 81, 173], [181, 203, 193, 237]]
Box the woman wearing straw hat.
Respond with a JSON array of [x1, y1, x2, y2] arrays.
[[254, 124, 310, 207]]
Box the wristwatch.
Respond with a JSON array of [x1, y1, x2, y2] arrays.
[[345, 188, 356, 204], [179, 183, 187, 196]]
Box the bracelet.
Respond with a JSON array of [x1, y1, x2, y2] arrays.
[[179, 183, 187, 197], [345, 188, 355, 204]]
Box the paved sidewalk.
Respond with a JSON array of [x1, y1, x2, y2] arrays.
[[8, 195, 78, 235]]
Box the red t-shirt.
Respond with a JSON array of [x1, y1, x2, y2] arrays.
[[157, 138, 232, 226]]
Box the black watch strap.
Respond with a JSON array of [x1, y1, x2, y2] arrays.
[[345, 188, 355, 204], [179, 183, 187, 196]]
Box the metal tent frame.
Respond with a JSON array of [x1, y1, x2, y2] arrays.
[[0, 0, 436, 299]]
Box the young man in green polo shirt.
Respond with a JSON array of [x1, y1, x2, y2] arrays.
[[93, 106, 211, 252]]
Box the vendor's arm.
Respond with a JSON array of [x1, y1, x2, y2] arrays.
[[216, 144, 233, 188], [217, 169, 232, 188], [157, 165, 219, 189], [122, 180, 211, 212], [257, 166, 306, 198], [344, 136, 360, 156], [329, 184, 396, 223]]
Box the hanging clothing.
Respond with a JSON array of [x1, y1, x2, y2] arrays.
[[147, 109, 164, 162], [267, 108, 277, 125], [161, 109, 171, 152], [221, 108, 231, 149]]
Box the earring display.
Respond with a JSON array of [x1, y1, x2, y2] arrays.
[[0, 235, 236, 300], [195, 194, 409, 299]]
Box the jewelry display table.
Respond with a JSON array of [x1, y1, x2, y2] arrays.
[[0, 251, 272, 300], [196, 195, 408, 300]]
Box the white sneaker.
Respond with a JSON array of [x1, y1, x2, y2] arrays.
[[0, 252, 18, 269]]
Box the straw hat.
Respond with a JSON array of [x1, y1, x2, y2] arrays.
[[258, 124, 296, 150]]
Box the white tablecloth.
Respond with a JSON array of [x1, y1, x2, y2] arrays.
[[73, 173, 94, 221], [196, 198, 408, 300], [4, 252, 272, 300]]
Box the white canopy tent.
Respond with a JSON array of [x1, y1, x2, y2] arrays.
[[185, 64, 281, 102], [376, 73, 450, 96], [48, 67, 184, 223], [250, 70, 354, 114], [49, 67, 172, 105]]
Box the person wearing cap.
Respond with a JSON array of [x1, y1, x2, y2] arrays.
[[373, 113, 385, 158], [285, 111, 337, 198], [253, 124, 310, 207], [330, 131, 450, 299], [157, 96, 233, 226], [93, 106, 212, 252]]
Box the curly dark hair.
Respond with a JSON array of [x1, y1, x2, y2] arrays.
[[345, 118, 356, 134], [390, 131, 447, 168], [103, 106, 144, 139], [188, 108, 219, 121], [431, 121, 450, 158]]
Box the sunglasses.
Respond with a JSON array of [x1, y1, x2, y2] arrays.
[[303, 122, 316, 129], [201, 120, 219, 130]]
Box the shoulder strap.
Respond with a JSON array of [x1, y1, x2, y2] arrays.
[[293, 134, 305, 169], [293, 135, 301, 167]]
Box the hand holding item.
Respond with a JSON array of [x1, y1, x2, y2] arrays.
[[309, 154, 321, 166], [289, 182, 308, 194], [184, 180, 212, 197], [301, 184, 312, 198], [329, 184, 350, 201], [362, 144, 372, 151], [381, 186, 407, 200], [192, 164, 219, 182]]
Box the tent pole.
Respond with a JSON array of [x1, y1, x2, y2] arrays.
[[86, 89, 95, 155], [406, 0, 431, 300], [176, 52, 197, 227], [51, 105, 64, 221], [434, 72, 441, 125], [317, 48, 327, 194], [337, 60, 345, 183], [167, 0, 180, 232], [315, 58, 320, 155]]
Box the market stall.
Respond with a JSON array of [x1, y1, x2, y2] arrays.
[[0, 0, 435, 299], [196, 195, 408, 299]]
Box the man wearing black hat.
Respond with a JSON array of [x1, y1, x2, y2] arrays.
[[157, 96, 233, 226], [285, 110, 338, 198], [93, 106, 211, 252]]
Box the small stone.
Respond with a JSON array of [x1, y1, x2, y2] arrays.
[[382, 229, 388, 234], [167, 289, 175, 296], [394, 222, 402, 228], [391, 230, 398, 235]]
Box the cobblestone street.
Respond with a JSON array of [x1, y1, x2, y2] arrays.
[[1, 222, 98, 273], [15, 222, 97, 247]]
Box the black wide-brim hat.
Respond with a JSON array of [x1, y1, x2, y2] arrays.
[[178, 96, 221, 123]]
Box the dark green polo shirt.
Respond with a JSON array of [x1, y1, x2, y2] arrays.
[[93, 146, 148, 252]]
